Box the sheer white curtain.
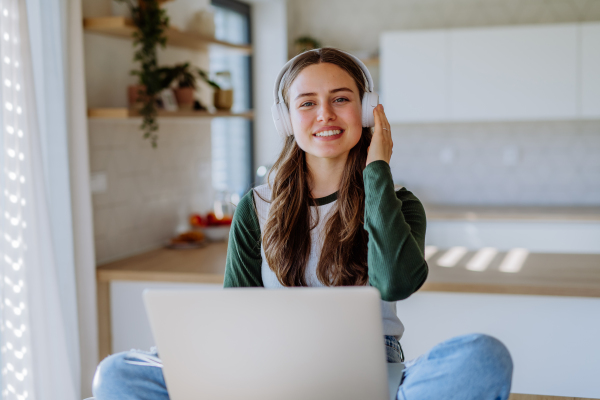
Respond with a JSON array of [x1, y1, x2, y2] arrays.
[[0, 0, 79, 399]]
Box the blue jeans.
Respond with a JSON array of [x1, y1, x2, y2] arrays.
[[93, 333, 512, 399]]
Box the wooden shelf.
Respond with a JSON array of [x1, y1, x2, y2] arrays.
[[83, 16, 252, 54], [87, 107, 253, 119], [361, 57, 380, 66]]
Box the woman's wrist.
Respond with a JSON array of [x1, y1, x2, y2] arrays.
[[363, 160, 395, 196], [364, 159, 390, 172]]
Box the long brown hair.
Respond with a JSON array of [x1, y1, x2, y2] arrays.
[[262, 47, 373, 287]]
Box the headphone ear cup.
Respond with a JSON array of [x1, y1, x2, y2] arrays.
[[362, 91, 379, 127], [279, 103, 293, 137], [271, 103, 285, 136], [271, 102, 293, 137]]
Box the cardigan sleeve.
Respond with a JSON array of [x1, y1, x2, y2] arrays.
[[223, 189, 264, 288], [363, 160, 429, 301]]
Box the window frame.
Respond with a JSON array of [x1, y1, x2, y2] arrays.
[[211, 0, 255, 192]]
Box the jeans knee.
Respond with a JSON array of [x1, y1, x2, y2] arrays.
[[461, 334, 513, 384], [430, 333, 513, 390], [92, 352, 129, 398], [474, 335, 512, 370]]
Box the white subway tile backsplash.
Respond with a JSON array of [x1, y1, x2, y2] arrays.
[[390, 120, 600, 205], [89, 119, 214, 264]]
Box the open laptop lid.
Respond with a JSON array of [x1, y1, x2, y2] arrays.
[[143, 287, 392, 400]]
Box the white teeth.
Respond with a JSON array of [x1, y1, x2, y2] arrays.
[[315, 130, 342, 137]]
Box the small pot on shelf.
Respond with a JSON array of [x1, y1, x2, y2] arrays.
[[159, 62, 198, 111], [197, 69, 234, 112], [127, 84, 148, 109], [173, 87, 195, 110], [213, 89, 233, 111]]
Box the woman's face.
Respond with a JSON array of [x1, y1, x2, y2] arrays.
[[287, 62, 363, 162]]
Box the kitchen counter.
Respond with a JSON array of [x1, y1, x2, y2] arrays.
[[97, 242, 228, 284], [424, 250, 600, 298], [96, 242, 600, 298], [96, 242, 600, 359], [424, 204, 600, 221]]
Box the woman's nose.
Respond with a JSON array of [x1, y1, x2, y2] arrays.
[[316, 102, 336, 122]]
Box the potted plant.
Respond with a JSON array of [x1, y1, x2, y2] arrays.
[[160, 62, 198, 110], [294, 35, 321, 55], [116, 0, 169, 147], [198, 69, 233, 111]]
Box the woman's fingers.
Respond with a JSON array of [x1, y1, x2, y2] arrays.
[[366, 104, 393, 167], [373, 105, 382, 132], [377, 105, 391, 138]]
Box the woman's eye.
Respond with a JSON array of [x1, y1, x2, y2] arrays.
[[300, 98, 348, 107]]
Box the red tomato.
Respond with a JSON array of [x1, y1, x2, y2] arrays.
[[206, 212, 218, 226], [189, 213, 204, 227]]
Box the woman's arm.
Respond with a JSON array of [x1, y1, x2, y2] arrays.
[[363, 160, 428, 301], [223, 190, 264, 288]]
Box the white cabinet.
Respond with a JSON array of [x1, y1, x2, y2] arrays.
[[381, 24, 585, 123], [399, 292, 600, 398], [581, 22, 600, 118], [450, 24, 579, 121], [381, 30, 448, 123], [110, 281, 222, 353]]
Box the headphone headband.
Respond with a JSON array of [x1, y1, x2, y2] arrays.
[[271, 48, 379, 137], [272, 49, 375, 106]]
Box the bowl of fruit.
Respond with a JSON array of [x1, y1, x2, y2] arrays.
[[189, 211, 232, 242]]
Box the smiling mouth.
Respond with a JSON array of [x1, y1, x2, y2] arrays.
[[314, 129, 344, 137]]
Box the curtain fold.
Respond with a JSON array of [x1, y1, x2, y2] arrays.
[[66, 0, 98, 396], [25, 0, 81, 392], [0, 0, 80, 399]]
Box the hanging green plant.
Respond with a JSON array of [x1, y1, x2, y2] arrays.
[[116, 0, 169, 147]]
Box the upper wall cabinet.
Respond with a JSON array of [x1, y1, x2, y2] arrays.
[[582, 23, 600, 118], [450, 24, 578, 121], [382, 23, 598, 123], [381, 30, 448, 122]]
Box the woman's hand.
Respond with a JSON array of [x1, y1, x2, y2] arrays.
[[366, 104, 393, 167]]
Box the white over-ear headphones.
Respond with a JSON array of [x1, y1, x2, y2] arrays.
[[271, 49, 379, 137]]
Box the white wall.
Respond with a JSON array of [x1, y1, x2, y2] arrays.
[[286, 0, 600, 55], [250, 0, 287, 170], [88, 119, 214, 264]]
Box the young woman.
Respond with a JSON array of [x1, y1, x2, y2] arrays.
[[222, 47, 513, 399], [92, 48, 513, 400]]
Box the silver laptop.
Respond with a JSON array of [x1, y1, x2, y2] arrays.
[[143, 287, 404, 400]]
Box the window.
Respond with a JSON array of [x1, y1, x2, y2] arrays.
[[210, 0, 253, 205]]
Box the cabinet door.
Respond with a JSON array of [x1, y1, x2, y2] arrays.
[[581, 22, 600, 118], [450, 24, 579, 121], [381, 30, 448, 123]]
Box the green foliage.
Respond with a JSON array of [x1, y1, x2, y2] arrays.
[[159, 62, 197, 89], [294, 36, 321, 54], [197, 69, 221, 90], [159, 64, 221, 91], [116, 0, 169, 147]]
